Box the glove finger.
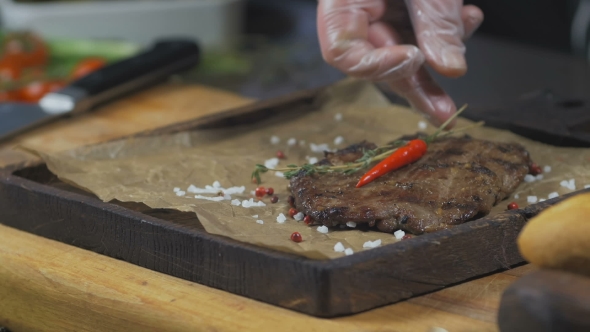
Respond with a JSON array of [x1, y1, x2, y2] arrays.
[[367, 20, 458, 128], [318, 0, 424, 81], [406, 0, 467, 78], [367, 20, 401, 47], [461, 5, 484, 40], [387, 67, 458, 128]]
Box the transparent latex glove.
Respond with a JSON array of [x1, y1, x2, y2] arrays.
[[317, 0, 484, 127]]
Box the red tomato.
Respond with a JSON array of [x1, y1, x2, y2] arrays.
[[2, 32, 49, 68], [0, 59, 21, 82], [0, 66, 20, 82], [15, 80, 65, 103], [0, 89, 17, 102], [70, 58, 107, 80]]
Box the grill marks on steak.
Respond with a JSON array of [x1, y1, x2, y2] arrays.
[[289, 136, 532, 234]]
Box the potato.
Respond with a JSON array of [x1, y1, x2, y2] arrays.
[[517, 193, 590, 277]]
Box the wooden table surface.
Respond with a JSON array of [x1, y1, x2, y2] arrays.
[[0, 83, 536, 332]]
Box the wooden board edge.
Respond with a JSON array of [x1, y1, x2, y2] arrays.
[[315, 188, 590, 316], [107, 86, 326, 142], [2, 161, 589, 317]]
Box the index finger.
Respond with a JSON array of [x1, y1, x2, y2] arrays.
[[317, 0, 424, 81]]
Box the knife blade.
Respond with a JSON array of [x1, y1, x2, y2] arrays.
[[0, 38, 200, 143]]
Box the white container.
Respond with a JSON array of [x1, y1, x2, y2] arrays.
[[0, 0, 244, 50]]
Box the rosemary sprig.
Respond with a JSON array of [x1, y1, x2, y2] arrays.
[[251, 104, 481, 184]]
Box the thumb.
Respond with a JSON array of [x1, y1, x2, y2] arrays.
[[405, 0, 467, 78]]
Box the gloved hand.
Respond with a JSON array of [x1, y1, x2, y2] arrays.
[[317, 0, 484, 127]]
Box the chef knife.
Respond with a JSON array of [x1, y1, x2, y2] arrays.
[[0, 38, 200, 143]]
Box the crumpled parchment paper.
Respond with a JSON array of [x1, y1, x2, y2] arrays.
[[30, 78, 590, 260]]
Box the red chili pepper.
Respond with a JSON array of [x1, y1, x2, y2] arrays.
[[356, 139, 428, 188]]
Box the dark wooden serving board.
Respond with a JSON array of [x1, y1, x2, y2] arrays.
[[1, 87, 589, 317]]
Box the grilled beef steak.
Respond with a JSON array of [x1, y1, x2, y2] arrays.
[[289, 136, 532, 234]]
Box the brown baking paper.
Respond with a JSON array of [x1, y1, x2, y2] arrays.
[[29, 78, 590, 260]]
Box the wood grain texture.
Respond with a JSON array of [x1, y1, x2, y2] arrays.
[[498, 269, 590, 332], [2, 86, 589, 317], [0, 81, 571, 330], [1, 222, 533, 332], [2, 141, 588, 317], [0, 82, 254, 167]]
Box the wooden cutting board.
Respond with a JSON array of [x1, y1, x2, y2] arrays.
[[3, 81, 590, 318], [0, 81, 255, 167], [1, 80, 588, 329]]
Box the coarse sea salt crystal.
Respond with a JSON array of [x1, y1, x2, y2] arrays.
[[539, 198, 546, 202], [213, 181, 221, 188], [418, 121, 428, 130], [241, 198, 266, 208], [334, 113, 343, 121], [544, 165, 552, 173], [394, 230, 405, 240], [173, 187, 180, 192], [275, 171, 285, 178], [270, 135, 280, 144], [317, 226, 329, 234], [548, 192, 559, 199], [430, 328, 449, 332], [363, 239, 382, 249], [187, 185, 217, 194], [252, 215, 258, 218], [175, 190, 186, 196], [569, 179, 576, 190], [344, 248, 354, 256], [527, 196, 538, 203], [276, 213, 287, 224], [308, 157, 318, 164], [264, 157, 280, 169], [223, 194, 232, 200], [194, 195, 225, 202], [293, 212, 304, 221], [256, 220, 264, 225], [310, 143, 330, 153], [585, 184, 590, 189], [287, 138, 297, 146], [346, 221, 357, 228], [514, 194, 520, 199], [524, 174, 536, 183], [334, 136, 344, 145], [334, 242, 345, 252], [561, 179, 576, 190], [224, 186, 245, 195], [231, 199, 241, 206], [535, 174, 544, 181]]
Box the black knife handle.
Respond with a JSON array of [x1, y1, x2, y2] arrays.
[[70, 39, 200, 96]]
